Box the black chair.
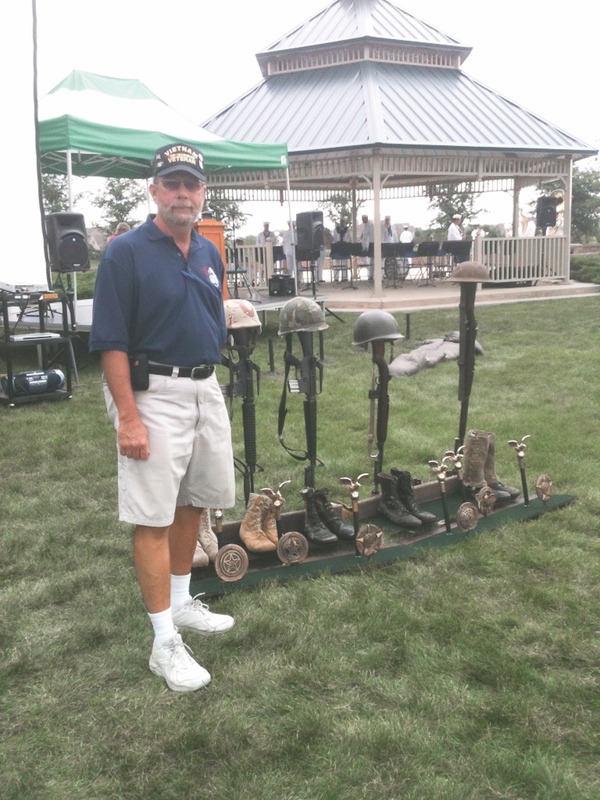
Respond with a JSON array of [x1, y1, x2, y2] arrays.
[[380, 243, 405, 288]]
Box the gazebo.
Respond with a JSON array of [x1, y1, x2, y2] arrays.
[[203, 0, 597, 294]]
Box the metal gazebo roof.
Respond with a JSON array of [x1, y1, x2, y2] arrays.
[[202, 0, 595, 199], [201, 0, 597, 294]]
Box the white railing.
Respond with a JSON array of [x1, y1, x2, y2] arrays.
[[474, 236, 569, 283], [224, 243, 276, 291]]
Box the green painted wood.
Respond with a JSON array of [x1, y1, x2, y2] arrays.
[[191, 494, 576, 598]]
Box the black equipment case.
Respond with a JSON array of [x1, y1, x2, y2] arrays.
[[268, 275, 296, 297]]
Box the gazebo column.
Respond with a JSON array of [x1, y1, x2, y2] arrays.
[[513, 177, 526, 237], [373, 152, 382, 295], [563, 157, 573, 282]]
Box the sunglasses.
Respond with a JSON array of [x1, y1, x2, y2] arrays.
[[160, 177, 203, 192]]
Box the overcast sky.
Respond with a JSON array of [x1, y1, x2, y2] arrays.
[[35, 0, 600, 232]]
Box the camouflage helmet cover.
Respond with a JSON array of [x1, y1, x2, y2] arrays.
[[352, 310, 404, 345], [224, 299, 262, 331], [278, 297, 329, 335]]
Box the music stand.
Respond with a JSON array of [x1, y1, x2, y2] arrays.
[[413, 241, 440, 285], [296, 247, 321, 298], [330, 242, 362, 289], [442, 240, 472, 274]]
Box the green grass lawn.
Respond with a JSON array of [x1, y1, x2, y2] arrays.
[[1, 297, 599, 799]]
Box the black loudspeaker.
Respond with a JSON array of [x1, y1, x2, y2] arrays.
[[535, 197, 559, 230], [46, 212, 90, 273], [296, 211, 324, 251], [268, 275, 295, 296]]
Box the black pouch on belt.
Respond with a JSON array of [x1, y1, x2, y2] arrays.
[[129, 353, 149, 391]]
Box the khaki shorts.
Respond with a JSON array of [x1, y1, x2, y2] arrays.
[[104, 372, 235, 527]]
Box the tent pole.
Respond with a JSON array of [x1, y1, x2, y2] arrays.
[[67, 149, 73, 211], [285, 165, 297, 295], [66, 149, 78, 300]]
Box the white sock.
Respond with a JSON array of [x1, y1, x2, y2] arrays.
[[148, 608, 176, 648], [170, 573, 192, 614]]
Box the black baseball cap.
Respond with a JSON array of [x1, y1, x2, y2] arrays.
[[152, 143, 206, 181]]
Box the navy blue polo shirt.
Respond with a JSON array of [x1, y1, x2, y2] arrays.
[[89, 215, 227, 366]]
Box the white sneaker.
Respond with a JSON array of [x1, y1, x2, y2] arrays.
[[149, 633, 211, 692], [172, 594, 234, 635]]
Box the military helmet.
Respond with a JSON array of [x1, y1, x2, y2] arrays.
[[278, 297, 328, 335], [448, 261, 490, 283], [352, 310, 404, 345], [223, 299, 262, 331]]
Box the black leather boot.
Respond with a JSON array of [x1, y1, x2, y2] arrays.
[[391, 469, 438, 525], [376, 473, 422, 529], [301, 487, 338, 545], [312, 488, 355, 541]]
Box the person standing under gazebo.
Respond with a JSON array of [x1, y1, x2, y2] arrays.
[[360, 214, 374, 280], [447, 213, 464, 240]]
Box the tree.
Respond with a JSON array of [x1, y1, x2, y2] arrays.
[[91, 178, 147, 234], [570, 165, 600, 242], [318, 192, 364, 231], [41, 173, 70, 214], [428, 183, 486, 232], [206, 191, 250, 244]]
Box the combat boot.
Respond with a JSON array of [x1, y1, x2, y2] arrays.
[[462, 429, 511, 504], [301, 487, 338, 545], [192, 539, 209, 568], [390, 469, 438, 525], [312, 487, 355, 541], [197, 508, 219, 562], [239, 493, 277, 553], [483, 431, 520, 501], [260, 494, 280, 547], [376, 472, 422, 529]]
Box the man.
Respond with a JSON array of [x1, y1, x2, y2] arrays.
[[381, 215, 398, 244], [399, 224, 414, 244], [282, 221, 296, 278], [89, 142, 235, 693], [331, 215, 352, 281], [256, 221, 273, 246], [360, 214, 374, 280], [256, 222, 274, 284], [447, 213, 464, 241]]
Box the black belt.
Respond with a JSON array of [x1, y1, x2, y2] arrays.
[[148, 364, 215, 380]]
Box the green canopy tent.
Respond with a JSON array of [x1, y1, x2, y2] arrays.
[[38, 70, 289, 184]]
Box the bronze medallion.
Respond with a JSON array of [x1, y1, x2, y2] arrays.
[[214, 544, 249, 582], [476, 485, 496, 516], [277, 531, 309, 565], [456, 502, 479, 532], [355, 523, 383, 557]]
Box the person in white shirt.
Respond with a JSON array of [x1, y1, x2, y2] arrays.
[[399, 224, 414, 244], [282, 222, 296, 277], [256, 221, 274, 246], [381, 215, 398, 244], [447, 214, 463, 241], [360, 214, 375, 280]]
